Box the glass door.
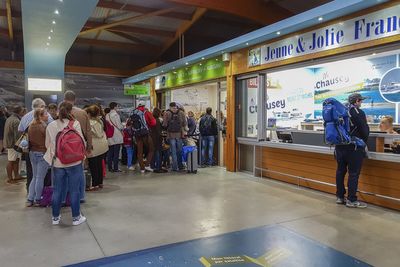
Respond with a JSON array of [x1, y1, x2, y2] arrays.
[[217, 81, 227, 167]]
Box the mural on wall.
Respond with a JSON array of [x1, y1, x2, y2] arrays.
[[0, 69, 25, 108], [0, 69, 133, 119]]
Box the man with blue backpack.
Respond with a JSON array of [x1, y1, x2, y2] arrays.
[[323, 93, 369, 208]]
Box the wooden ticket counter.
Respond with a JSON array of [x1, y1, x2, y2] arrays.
[[238, 138, 400, 210]]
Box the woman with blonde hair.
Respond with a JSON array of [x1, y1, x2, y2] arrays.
[[379, 116, 398, 134], [26, 108, 49, 207]]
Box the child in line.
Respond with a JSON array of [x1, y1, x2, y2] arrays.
[[123, 120, 135, 171]]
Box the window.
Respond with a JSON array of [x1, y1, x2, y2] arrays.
[[237, 77, 259, 138]]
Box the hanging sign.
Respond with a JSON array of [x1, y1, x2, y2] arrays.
[[155, 56, 226, 90], [248, 4, 400, 67], [124, 84, 150, 95]]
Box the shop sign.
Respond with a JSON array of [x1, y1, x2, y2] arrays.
[[155, 56, 226, 90], [248, 4, 400, 67], [124, 84, 150, 95]]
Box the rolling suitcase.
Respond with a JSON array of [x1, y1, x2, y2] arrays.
[[187, 149, 198, 174]]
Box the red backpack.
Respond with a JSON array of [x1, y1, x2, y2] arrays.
[[105, 119, 115, 138], [55, 120, 85, 164]]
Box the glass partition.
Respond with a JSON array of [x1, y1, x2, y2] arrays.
[[237, 77, 259, 138]]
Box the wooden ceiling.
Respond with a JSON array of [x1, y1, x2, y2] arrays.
[[0, 0, 331, 75]]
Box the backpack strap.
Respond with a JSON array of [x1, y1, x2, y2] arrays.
[[67, 119, 75, 129]]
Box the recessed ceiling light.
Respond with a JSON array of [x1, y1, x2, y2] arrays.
[[318, 17, 323, 21], [246, 42, 249, 46], [48, 36, 51, 40], [276, 31, 281, 35], [201, 57, 205, 60], [185, 62, 189, 65], [50, 29, 54, 33], [199, 63, 202, 66], [52, 20, 56, 24], [46, 42, 50, 46], [54, 10, 59, 15], [372, 53, 377, 56], [161, 70, 164, 73], [215, 58, 219, 61]]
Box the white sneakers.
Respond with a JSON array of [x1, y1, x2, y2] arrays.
[[72, 215, 87, 226], [128, 166, 135, 171], [145, 166, 153, 172], [52, 215, 87, 226]]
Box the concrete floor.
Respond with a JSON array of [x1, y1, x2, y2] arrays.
[[0, 154, 399, 267]]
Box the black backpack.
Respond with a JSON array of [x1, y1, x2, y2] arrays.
[[130, 109, 149, 137], [200, 115, 218, 136], [167, 110, 182, 133]]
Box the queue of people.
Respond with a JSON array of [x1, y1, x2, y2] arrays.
[[1, 91, 224, 226]]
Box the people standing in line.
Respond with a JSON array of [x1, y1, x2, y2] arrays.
[[64, 91, 92, 202], [44, 101, 86, 226], [123, 119, 135, 171], [163, 102, 187, 172], [131, 102, 156, 173], [335, 93, 370, 208], [4, 105, 25, 184], [106, 102, 124, 173], [86, 105, 109, 190], [0, 107, 7, 154], [151, 108, 166, 173], [47, 103, 58, 120], [199, 107, 218, 167], [26, 108, 49, 206], [187, 111, 197, 137], [18, 98, 54, 191]]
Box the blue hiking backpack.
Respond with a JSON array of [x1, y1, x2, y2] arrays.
[[322, 98, 352, 145]]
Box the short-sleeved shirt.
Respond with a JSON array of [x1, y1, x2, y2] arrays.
[[18, 110, 54, 132]]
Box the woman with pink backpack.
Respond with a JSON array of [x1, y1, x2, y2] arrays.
[[44, 101, 87, 226]]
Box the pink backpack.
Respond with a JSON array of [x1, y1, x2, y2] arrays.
[[55, 120, 85, 164]]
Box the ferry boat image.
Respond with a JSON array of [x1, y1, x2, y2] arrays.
[[381, 82, 400, 94], [272, 109, 303, 120]]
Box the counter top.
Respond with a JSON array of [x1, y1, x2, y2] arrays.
[[237, 137, 400, 163], [267, 128, 400, 139]]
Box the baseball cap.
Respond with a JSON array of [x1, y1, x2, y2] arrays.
[[348, 93, 366, 104], [137, 101, 145, 107]]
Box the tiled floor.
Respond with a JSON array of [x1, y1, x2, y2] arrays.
[[0, 155, 399, 266]]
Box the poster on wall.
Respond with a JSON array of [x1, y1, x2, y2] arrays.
[[313, 54, 397, 123], [248, 47, 261, 67], [266, 69, 315, 128], [246, 79, 258, 137], [0, 70, 25, 108]]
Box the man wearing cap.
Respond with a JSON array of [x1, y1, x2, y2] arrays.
[[335, 93, 369, 208], [131, 102, 156, 173]]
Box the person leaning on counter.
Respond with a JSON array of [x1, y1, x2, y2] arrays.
[[379, 116, 399, 134]]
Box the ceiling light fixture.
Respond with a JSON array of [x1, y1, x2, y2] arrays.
[[276, 31, 281, 35], [54, 10, 59, 15], [246, 42, 249, 46], [46, 42, 50, 46], [52, 20, 56, 24], [201, 57, 205, 60], [50, 29, 54, 33], [185, 62, 189, 65], [318, 17, 323, 21], [48, 36, 51, 40]]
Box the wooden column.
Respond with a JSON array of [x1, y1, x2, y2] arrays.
[[226, 57, 236, 172]]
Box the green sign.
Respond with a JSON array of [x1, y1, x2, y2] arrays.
[[155, 56, 226, 89], [124, 84, 150, 96]]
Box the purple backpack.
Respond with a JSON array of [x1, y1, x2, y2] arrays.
[[39, 187, 71, 207]]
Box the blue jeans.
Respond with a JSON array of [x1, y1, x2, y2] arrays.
[[169, 138, 183, 171], [52, 164, 83, 218], [28, 151, 49, 202], [201, 136, 215, 165], [153, 150, 162, 171], [125, 146, 134, 168], [108, 144, 121, 171]]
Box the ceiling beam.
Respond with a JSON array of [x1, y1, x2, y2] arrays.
[[5, 0, 13, 42], [165, 0, 293, 25], [74, 38, 160, 52], [83, 21, 175, 38], [158, 8, 207, 57], [79, 7, 176, 36], [0, 8, 21, 18], [107, 31, 150, 45], [97, 0, 192, 21]]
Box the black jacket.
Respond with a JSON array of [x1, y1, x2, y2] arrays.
[[349, 106, 370, 143]]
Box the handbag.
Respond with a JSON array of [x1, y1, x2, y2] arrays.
[[14, 132, 29, 153]]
